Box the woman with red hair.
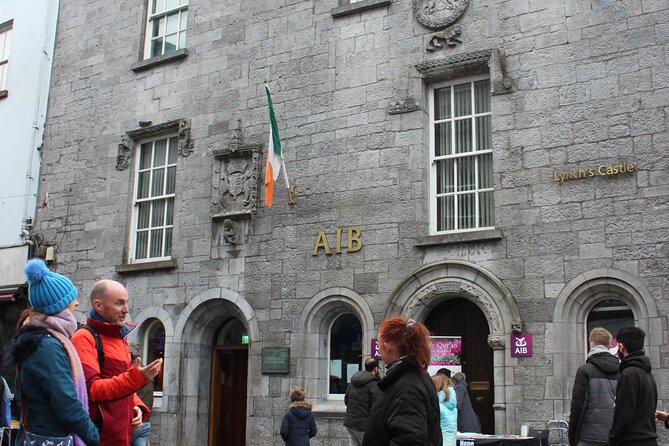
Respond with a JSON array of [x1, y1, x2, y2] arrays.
[[362, 316, 442, 446]]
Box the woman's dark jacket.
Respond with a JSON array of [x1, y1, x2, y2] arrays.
[[344, 370, 381, 432], [5, 327, 100, 445], [362, 360, 442, 446], [452, 378, 481, 433], [609, 350, 658, 446], [280, 401, 317, 446], [568, 351, 619, 445]]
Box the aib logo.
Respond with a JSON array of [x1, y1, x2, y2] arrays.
[[510, 333, 532, 357], [514, 336, 528, 354]]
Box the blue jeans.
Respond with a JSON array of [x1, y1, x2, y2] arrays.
[[131, 421, 151, 446]]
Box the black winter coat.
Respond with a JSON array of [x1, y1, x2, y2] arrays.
[[568, 351, 619, 445], [280, 402, 317, 446], [453, 378, 481, 433], [609, 350, 658, 446], [344, 370, 381, 432], [362, 360, 442, 446]]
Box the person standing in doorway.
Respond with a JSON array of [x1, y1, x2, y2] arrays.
[[72, 280, 162, 446], [344, 358, 381, 446], [608, 326, 658, 446], [362, 317, 441, 446], [568, 327, 619, 446], [451, 372, 481, 433]]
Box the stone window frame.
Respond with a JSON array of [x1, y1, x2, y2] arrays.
[[115, 119, 193, 274], [428, 74, 495, 235], [0, 19, 14, 99], [296, 287, 375, 412], [331, 0, 391, 18]]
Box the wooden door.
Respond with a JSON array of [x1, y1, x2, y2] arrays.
[[209, 346, 248, 446], [425, 298, 494, 434]]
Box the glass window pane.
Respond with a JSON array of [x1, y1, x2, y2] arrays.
[[587, 299, 635, 347], [165, 197, 174, 224], [180, 10, 188, 30], [180, 0, 189, 6], [434, 86, 451, 120], [434, 123, 451, 156], [458, 193, 476, 229], [135, 230, 148, 259], [178, 31, 186, 49], [165, 0, 178, 10], [476, 116, 492, 151], [166, 13, 179, 34], [151, 168, 165, 197], [137, 172, 150, 199], [479, 191, 495, 227], [146, 321, 165, 391], [137, 202, 150, 229], [163, 227, 172, 257], [151, 0, 162, 14], [150, 229, 164, 258], [154, 139, 167, 166], [437, 196, 454, 232], [166, 166, 176, 194], [329, 314, 362, 395], [164, 33, 177, 54], [457, 157, 475, 191], [436, 159, 454, 194], [139, 144, 152, 169], [478, 154, 493, 189], [453, 83, 472, 117], [152, 199, 166, 227], [152, 17, 164, 38], [0, 66, 6, 89], [475, 80, 491, 114], [151, 38, 163, 57], [168, 137, 178, 163], [454, 119, 472, 153]]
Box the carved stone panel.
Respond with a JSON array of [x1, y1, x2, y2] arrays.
[[413, 0, 469, 30], [210, 127, 263, 220]]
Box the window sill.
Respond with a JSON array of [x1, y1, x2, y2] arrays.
[[0, 90, 7, 99], [115, 259, 177, 274], [331, 0, 391, 18], [312, 400, 346, 417], [131, 48, 189, 73], [415, 228, 503, 247]]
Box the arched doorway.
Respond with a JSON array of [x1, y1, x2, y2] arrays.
[[425, 298, 494, 433], [209, 318, 249, 446]]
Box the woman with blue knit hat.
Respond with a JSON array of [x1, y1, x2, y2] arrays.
[[4, 259, 99, 446]]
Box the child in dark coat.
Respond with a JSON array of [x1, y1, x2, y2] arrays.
[[280, 385, 317, 446]]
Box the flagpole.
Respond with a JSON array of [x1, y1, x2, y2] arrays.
[[282, 158, 296, 204]]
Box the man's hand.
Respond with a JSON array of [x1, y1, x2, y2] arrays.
[[656, 411, 668, 422], [131, 406, 143, 429], [134, 357, 163, 381]]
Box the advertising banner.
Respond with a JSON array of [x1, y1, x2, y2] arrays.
[[428, 336, 462, 376]]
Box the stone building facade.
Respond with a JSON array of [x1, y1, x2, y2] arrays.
[[36, 0, 668, 445]]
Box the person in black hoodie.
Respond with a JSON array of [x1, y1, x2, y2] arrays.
[[344, 358, 381, 445], [451, 372, 482, 433], [362, 317, 442, 446], [609, 326, 658, 446], [280, 385, 317, 446], [568, 327, 619, 446]]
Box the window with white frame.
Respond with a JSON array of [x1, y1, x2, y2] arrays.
[[0, 20, 13, 94], [429, 77, 494, 233], [329, 314, 362, 396], [131, 137, 177, 262], [143, 0, 188, 60]]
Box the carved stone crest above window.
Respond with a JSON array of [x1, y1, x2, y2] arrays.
[[413, 0, 469, 30], [210, 127, 262, 220], [116, 119, 194, 171]]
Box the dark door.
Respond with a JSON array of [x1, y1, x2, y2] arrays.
[[425, 298, 494, 434], [209, 346, 248, 446]]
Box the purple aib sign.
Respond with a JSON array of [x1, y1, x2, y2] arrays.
[[371, 339, 381, 359], [510, 333, 533, 357]]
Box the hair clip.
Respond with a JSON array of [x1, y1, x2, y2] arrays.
[[406, 319, 416, 332]]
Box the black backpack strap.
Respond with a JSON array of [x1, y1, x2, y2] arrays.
[[78, 324, 105, 370]]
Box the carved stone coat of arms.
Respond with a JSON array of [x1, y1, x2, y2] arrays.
[[413, 0, 469, 30]]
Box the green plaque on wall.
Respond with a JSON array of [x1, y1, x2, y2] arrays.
[[262, 347, 290, 374]]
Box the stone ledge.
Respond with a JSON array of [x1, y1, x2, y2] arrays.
[[312, 401, 346, 417], [131, 48, 189, 72], [115, 259, 178, 274], [331, 0, 391, 18], [415, 228, 503, 247]]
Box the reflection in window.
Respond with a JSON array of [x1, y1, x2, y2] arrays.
[[329, 314, 362, 394], [587, 299, 635, 348], [143, 319, 165, 392]]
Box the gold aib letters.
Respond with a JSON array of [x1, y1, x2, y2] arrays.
[[312, 227, 363, 256]]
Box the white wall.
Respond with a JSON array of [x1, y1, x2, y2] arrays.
[[0, 0, 58, 285]]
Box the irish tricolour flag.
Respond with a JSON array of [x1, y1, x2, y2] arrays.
[[264, 85, 282, 207]]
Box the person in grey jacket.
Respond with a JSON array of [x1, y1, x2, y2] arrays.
[[451, 372, 481, 433], [344, 358, 381, 445], [568, 327, 619, 446]]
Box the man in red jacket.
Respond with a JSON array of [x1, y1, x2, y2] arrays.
[[72, 280, 162, 446]]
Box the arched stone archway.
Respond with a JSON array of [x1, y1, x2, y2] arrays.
[[167, 288, 260, 446], [384, 260, 521, 434]]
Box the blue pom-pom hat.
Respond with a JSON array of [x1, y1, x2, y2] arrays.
[[24, 259, 78, 314]]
